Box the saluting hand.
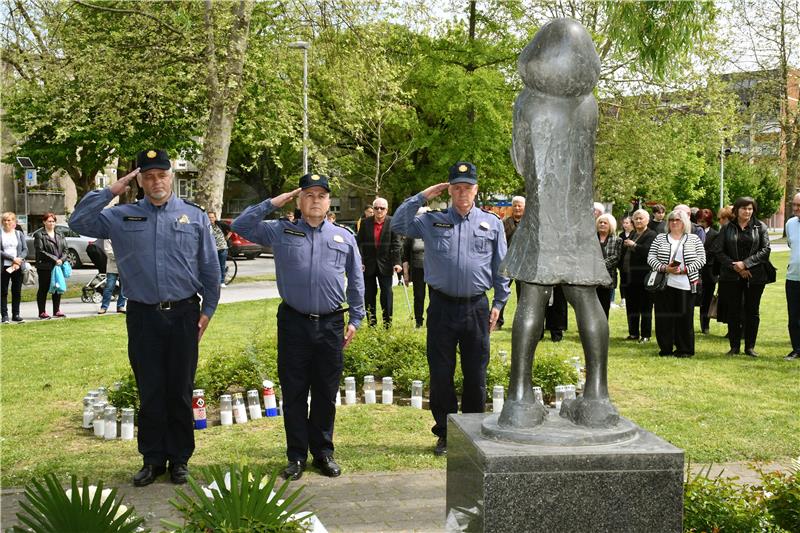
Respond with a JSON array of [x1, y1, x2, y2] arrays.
[[421, 182, 449, 200], [272, 188, 302, 208], [343, 324, 357, 348], [110, 168, 140, 197]]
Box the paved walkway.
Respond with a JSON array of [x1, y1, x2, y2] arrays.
[[11, 280, 280, 323], [0, 462, 790, 532]]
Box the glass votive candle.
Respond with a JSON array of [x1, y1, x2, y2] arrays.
[[93, 402, 106, 438], [247, 390, 262, 420], [382, 377, 393, 404], [82, 396, 94, 429], [219, 394, 233, 426], [411, 380, 423, 409], [555, 385, 566, 409], [97, 386, 108, 404], [498, 350, 508, 365], [344, 377, 356, 405], [233, 393, 248, 424], [565, 384, 577, 401], [492, 385, 505, 413], [120, 408, 134, 440], [104, 406, 118, 440], [363, 375, 376, 404], [532, 386, 543, 405]]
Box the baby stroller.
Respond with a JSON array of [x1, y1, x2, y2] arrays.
[[80, 241, 120, 303]]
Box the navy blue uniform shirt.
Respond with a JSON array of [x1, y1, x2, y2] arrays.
[[232, 199, 366, 328], [69, 189, 221, 317], [391, 192, 511, 310]]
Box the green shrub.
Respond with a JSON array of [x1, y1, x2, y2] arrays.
[[107, 372, 138, 412], [758, 460, 800, 533], [683, 465, 776, 533], [344, 323, 427, 393], [532, 355, 578, 402], [195, 349, 271, 405], [163, 464, 312, 533], [13, 474, 146, 533]]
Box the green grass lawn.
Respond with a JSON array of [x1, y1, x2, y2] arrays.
[[1, 252, 797, 487]]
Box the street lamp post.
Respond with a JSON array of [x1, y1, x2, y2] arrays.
[[720, 141, 725, 210], [288, 41, 310, 175]]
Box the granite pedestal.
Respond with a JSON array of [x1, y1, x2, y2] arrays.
[[445, 412, 684, 533]]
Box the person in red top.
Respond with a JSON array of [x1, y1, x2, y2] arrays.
[[356, 197, 402, 327]]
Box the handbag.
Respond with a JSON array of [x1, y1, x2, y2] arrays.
[[22, 263, 38, 287], [764, 261, 777, 284], [708, 293, 718, 319], [646, 235, 686, 293]]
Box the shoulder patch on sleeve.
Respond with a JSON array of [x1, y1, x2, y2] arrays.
[[334, 222, 355, 235], [486, 211, 501, 220], [182, 199, 206, 212]]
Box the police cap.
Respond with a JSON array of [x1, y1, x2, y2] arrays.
[[136, 149, 171, 172], [299, 173, 330, 191], [449, 162, 477, 185]]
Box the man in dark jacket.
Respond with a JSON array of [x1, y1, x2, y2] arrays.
[[356, 197, 402, 327], [497, 196, 525, 329]]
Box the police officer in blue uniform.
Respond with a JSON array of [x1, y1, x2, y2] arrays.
[[232, 173, 365, 481], [392, 162, 510, 456], [70, 149, 220, 487]]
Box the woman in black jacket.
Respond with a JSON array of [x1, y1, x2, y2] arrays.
[[33, 212, 69, 319], [712, 197, 771, 357], [696, 208, 719, 333], [620, 209, 657, 342]]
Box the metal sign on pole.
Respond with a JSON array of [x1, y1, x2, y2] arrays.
[[25, 168, 37, 187]]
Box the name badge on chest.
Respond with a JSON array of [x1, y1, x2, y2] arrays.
[[433, 222, 454, 229], [284, 228, 306, 237], [123, 216, 147, 222]]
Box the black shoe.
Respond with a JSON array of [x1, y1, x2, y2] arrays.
[[674, 353, 694, 358], [169, 463, 189, 484], [744, 349, 759, 358], [638, 337, 650, 344], [312, 456, 342, 478], [726, 348, 740, 356], [659, 351, 673, 357], [1, 316, 8, 324], [784, 351, 799, 361], [434, 437, 447, 456], [625, 335, 639, 341], [133, 464, 166, 487], [11, 315, 24, 323], [550, 331, 563, 342], [281, 460, 306, 481]]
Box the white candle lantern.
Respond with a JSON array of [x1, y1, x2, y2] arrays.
[[411, 380, 423, 409], [344, 377, 356, 405], [93, 402, 106, 438], [219, 395, 233, 426], [363, 375, 376, 404], [104, 406, 117, 440], [555, 385, 566, 410], [82, 396, 94, 429], [233, 393, 248, 424], [247, 390, 262, 420], [532, 386, 543, 405], [382, 377, 393, 404], [120, 408, 134, 440], [492, 385, 505, 413]]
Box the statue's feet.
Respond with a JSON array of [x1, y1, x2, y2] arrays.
[[560, 397, 620, 429], [497, 399, 547, 428]]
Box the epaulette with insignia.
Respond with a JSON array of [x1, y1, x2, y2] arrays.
[[429, 208, 447, 214], [486, 211, 501, 219], [182, 199, 206, 212], [334, 222, 355, 235]]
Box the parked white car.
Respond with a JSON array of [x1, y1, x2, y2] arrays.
[[25, 224, 96, 267]]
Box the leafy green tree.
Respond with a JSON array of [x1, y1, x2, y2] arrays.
[[722, 155, 784, 219]]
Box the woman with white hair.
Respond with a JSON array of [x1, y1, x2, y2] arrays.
[[621, 209, 657, 342], [647, 210, 706, 357], [595, 213, 621, 317]]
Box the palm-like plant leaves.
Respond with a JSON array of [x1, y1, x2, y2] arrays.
[[13, 474, 147, 533], [163, 464, 314, 532]]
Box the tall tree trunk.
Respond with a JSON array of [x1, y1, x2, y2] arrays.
[[193, 0, 254, 214]]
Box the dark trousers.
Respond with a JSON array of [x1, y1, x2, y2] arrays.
[[36, 268, 61, 314], [787, 280, 800, 353], [410, 266, 426, 327], [544, 285, 568, 334], [497, 280, 521, 327], [654, 287, 696, 355], [365, 272, 394, 327], [426, 290, 489, 439], [1, 267, 23, 318], [277, 303, 343, 462], [596, 286, 612, 318], [624, 283, 652, 338], [720, 280, 765, 351], [699, 274, 717, 332], [126, 298, 199, 466], [217, 249, 227, 284]]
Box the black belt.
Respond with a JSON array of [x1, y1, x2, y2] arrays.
[[129, 296, 199, 311], [430, 288, 484, 304], [285, 303, 348, 321]]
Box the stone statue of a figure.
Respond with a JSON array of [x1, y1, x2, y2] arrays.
[[498, 18, 619, 429]]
